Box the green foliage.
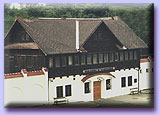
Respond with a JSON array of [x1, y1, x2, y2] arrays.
[[4, 5, 153, 47]]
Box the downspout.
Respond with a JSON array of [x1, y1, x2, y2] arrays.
[[138, 49, 141, 93], [138, 68, 140, 93]]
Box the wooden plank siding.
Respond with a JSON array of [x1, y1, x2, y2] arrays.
[[83, 22, 123, 52], [4, 49, 46, 73]]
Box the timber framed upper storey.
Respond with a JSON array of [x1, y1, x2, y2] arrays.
[[4, 16, 148, 77]]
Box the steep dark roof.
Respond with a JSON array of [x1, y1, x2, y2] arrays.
[[12, 17, 148, 55]]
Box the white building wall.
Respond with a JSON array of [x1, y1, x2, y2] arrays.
[[4, 60, 153, 106], [4, 69, 48, 107], [49, 75, 93, 103], [49, 68, 139, 103], [139, 61, 153, 90]]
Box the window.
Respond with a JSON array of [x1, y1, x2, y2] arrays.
[[55, 57, 60, 67], [74, 55, 79, 65], [120, 52, 124, 61], [93, 33, 97, 39], [98, 32, 102, 39], [25, 34, 30, 41], [115, 52, 119, 61], [49, 57, 53, 68], [128, 76, 132, 86], [134, 79, 137, 83], [98, 54, 103, 64], [87, 54, 92, 65], [68, 56, 73, 65], [125, 51, 128, 60], [109, 53, 114, 62], [65, 85, 71, 96], [56, 86, 63, 98], [146, 69, 149, 73], [106, 79, 111, 90], [121, 77, 126, 87], [81, 55, 86, 65], [93, 54, 98, 64], [84, 82, 90, 93], [104, 53, 108, 63], [140, 69, 142, 73], [129, 51, 133, 60], [61, 56, 67, 67], [134, 51, 137, 60]]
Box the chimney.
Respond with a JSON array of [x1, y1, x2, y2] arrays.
[[61, 15, 66, 20], [15, 14, 21, 21], [76, 20, 79, 50], [113, 16, 118, 20], [15, 14, 21, 19]]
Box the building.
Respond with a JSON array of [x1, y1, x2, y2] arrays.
[[4, 16, 153, 106]]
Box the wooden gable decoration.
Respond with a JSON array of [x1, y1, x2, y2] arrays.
[[82, 22, 124, 52], [4, 20, 38, 49]]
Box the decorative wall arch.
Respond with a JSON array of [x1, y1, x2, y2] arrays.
[[81, 73, 115, 82], [32, 84, 45, 92], [11, 87, 24, 96]]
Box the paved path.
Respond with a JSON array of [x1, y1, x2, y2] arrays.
[[37, 93, 153, 108]]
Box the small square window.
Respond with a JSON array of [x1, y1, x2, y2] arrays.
[[49, 57, 53, 68], [55, 57, 60, 67], [104, 53, 108, 63], [129, 51, 133, 60], [128, 76, 132, 86], [93, 54, 98, 64], [61, 56, 67, 67], [140, 69, 142, 73], [121, 77, 126, 88], [109, 53, 114, 62], [56, 86, 63, 98], [146, 69, 149, 73], [134, 51, 137, 60], [74, 55, 79, 65], [120, 52, 124, 61], [106, 79, 111, 90], [84, 82, 90, 93], [87, 54, 92, 65], [68, 56, 73, 65], [81, 55, 86, 65], [134, 79, 137, 83], [98, 54, 103, 64], [125, 51, 128, 61], [115, 52, 119, 61], [65, 85, 71, 97], [98, 32, 102, 39]]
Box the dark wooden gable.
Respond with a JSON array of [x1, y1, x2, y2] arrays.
[[83, 22, 123, 52], [5, 21, 34, 46]]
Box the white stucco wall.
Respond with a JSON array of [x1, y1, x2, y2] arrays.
[[139, 61, 153, 90], [4, 60, 153, 106], [4, 70, 48, 107], [49, 68, 140, 103]]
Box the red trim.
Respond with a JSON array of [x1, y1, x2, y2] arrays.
[[27, 70, 44, 76], [5, 73, 23, 79], [4, 69, 46, 79], [140, 58, 150, 63], [81, 73, 115, 82]]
